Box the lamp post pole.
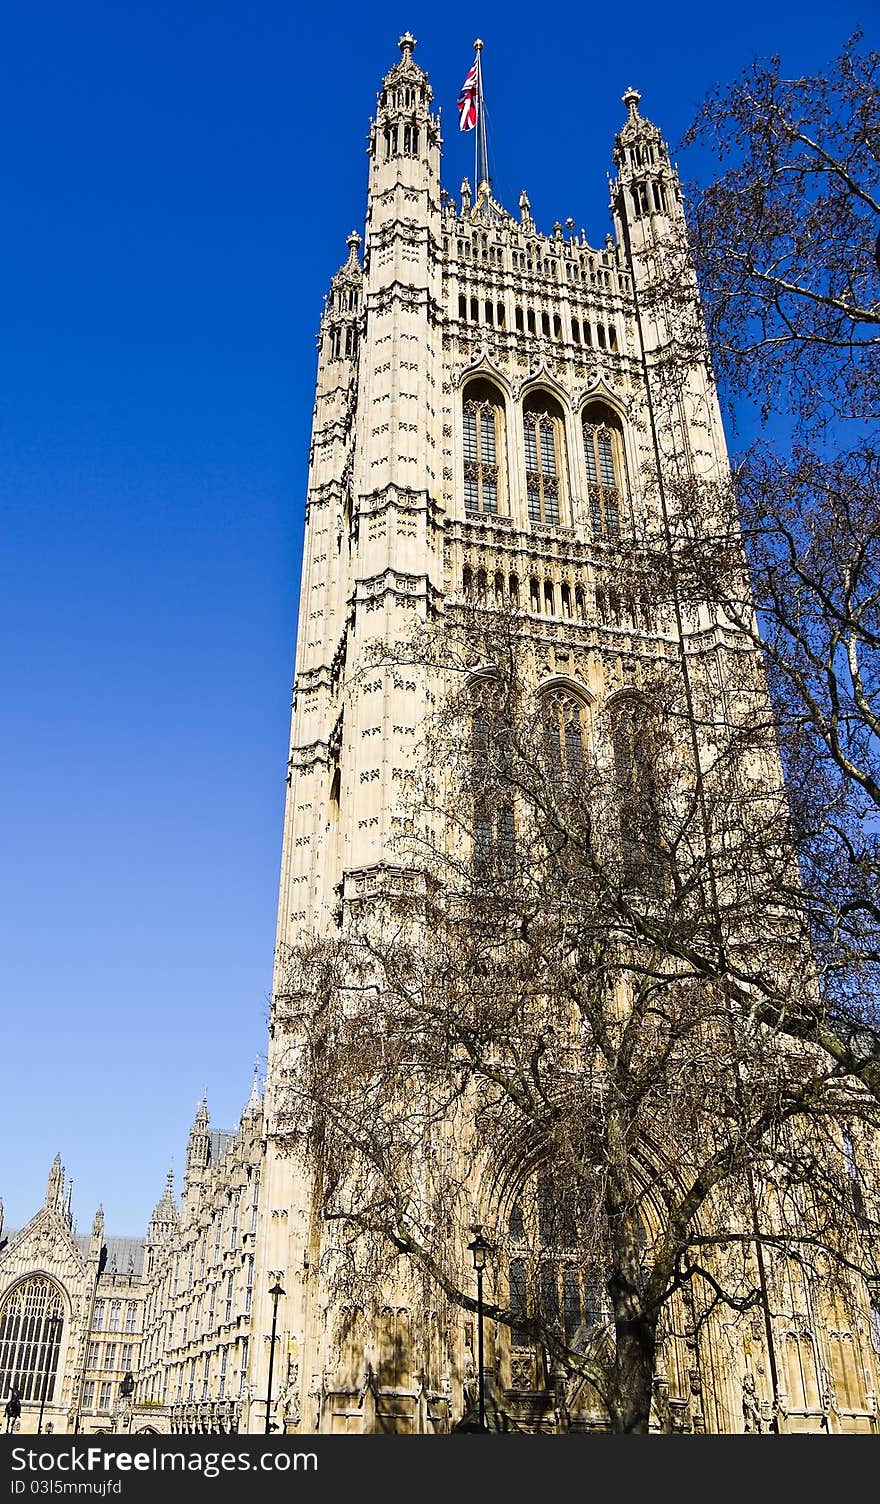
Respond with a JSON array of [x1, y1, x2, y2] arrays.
[[264, 1282, 285, 1436], [468, 1231, 492, 1432], [37, 1317, 62, 1434]]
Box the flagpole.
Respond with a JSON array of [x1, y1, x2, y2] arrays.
[[474, 38, 488, 193], [472, 41, 480, 195]]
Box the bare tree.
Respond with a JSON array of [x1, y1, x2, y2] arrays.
[[274, 610, 879, 1434], [667, 33, 880, 1091]]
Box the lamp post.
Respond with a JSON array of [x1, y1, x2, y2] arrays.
[[37, 1316, 63, 1434], [468, 1230, 492, 1432], [5, 1391, 21, 1433], [264, 1281, 285, 1435]]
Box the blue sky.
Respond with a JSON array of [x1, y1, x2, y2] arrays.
[[0, 2, 865, 1235]]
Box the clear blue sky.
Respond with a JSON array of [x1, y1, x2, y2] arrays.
[[0, 2, 863, 1236]]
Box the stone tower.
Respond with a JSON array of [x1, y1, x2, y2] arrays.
[[249, 38, 880, 1434]]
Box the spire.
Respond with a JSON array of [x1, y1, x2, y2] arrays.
[[398, 31, 416, 63], [184, 1094, 211, 1187], [147, 1169, 178, 1246], [613, 86, 670, 167], [344, 230, 361, 271], [623, 86, 641, 120], [46, 1154, 63, 1212], [243, 1059, 263, 1118]]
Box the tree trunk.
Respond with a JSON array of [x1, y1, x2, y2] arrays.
[[610, 1310, 657, 1434]]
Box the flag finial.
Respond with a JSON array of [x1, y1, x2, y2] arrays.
[[473, 38, 483, 51]]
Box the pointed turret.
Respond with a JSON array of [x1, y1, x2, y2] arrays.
[[145, 1170, 178, 1276], [322, 231, 363, 367], [89, 1204, 106, 1273], [46, 1153, 64, 1213], [185, 1096, 210, 1176], [242, 1060, 263, 1120], [148, 1170, 178, 1241], [611, 87, 686, 268]]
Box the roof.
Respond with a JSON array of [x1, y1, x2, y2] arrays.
[[209, 1130, 235, 1165], [73, 1234, 146, 1277]]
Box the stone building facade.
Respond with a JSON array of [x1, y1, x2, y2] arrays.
[[0, 1084, 263, 1436], [2, 36, 879, 1436], [247, 35, 880, 1436], [0, 1158, 149, 1435]]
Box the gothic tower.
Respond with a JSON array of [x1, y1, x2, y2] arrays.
[[250, 38, 880, 1434]]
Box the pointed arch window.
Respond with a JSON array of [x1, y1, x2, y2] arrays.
[[471, 679, 515, 880], [523, 393, 566, 526], [0, 1277, 64, 1404], [582, 403, 625, 539], [505, 1169, 617, 1360], [462, 381, 505, 516], [541, 689, 588, 793], [611, 698, 664, 890]]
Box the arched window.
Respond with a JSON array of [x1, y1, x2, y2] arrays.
[[582, 403, 625, 539], [541, 689, 588, 792], [506, 1168, 617, 1362], [471, 679, 515, 880], [523, 392, 566, 527], [0, 1277, 64, 1404], [462, 380, 505, 517], [611, 698, 663, 890]]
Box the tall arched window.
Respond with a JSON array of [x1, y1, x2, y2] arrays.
[[523, 393, 566, 527], [541, 688, 588, 792], [462, 380, 505, 517], [582, 403, 626, 539], [611, 698, 663, 890], [506, 1168, 618, 1364], [471, 678, 514, 880], [0, 1277, 64, 1404]]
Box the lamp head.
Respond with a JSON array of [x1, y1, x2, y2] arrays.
[[467, 1231, 492, 1272]]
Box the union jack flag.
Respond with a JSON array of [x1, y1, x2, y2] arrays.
[[458, 61, 478, 131]]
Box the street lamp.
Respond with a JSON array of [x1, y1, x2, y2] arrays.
[[37, 1316, 63, 1434], [5, 1391, 21, 1433], [264, 1281, 286, 1436], [468, 1229, 492, 1432]]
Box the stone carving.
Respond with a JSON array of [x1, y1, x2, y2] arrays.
[[741, 1371, 763, 1433]]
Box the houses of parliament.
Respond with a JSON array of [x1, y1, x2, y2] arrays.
[[2, 36, 879, 1436]]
